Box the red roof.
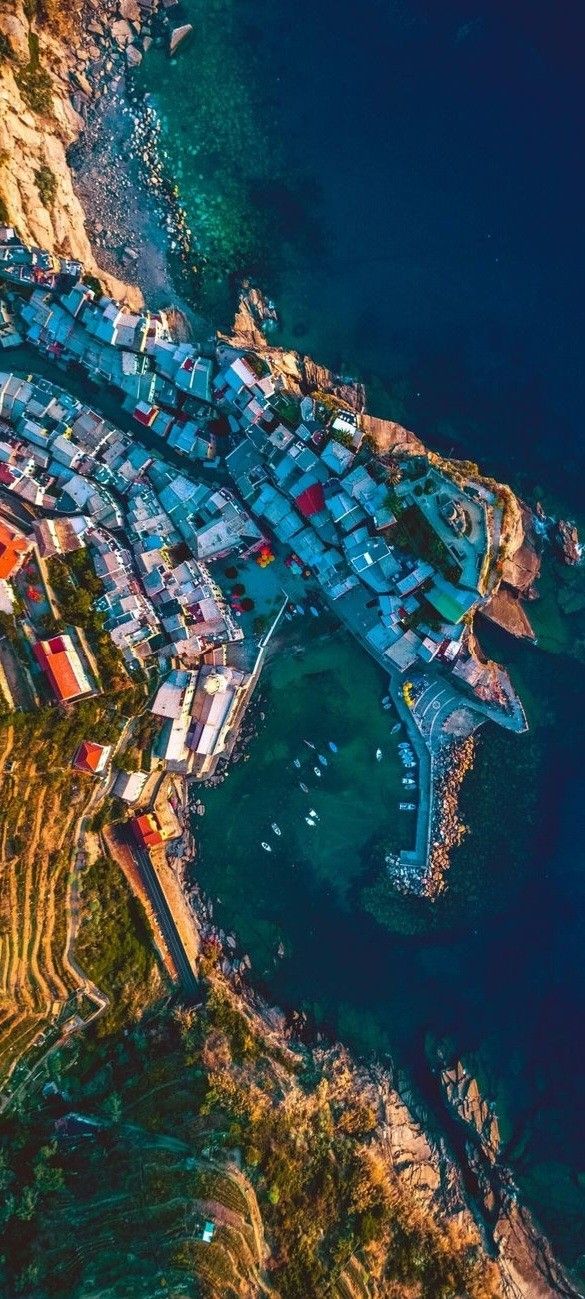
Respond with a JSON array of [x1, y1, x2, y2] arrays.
[[74, 740, 110, 774], [294, 482, 325, 517], [0, 466, 14, 486], [34, 636, 89, 702], [132, 813, 163, 849], [0, 520, 29, 580], [134, 404, 158, 427]]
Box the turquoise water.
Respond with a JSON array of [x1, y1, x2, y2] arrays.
[[141, 1, 585, 1272]]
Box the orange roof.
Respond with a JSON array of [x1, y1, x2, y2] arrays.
[[34, 636, 90, 701], [74, 740, 110, 774], [133, 813, 163, 848], [0, 520, 29, 580]]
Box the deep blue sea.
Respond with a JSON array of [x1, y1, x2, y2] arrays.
[[140, 0, 585, 1274]]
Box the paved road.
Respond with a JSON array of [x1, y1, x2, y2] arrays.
[[125, 831, 199, 998]]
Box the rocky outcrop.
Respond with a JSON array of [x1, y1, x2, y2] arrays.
[[552, 518, 582, 566], [224, 288, 366, 412], [0, 0, 142, 307], [482, 587, 537, 640]]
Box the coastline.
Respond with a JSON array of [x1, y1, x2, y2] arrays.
[[0, 7, 584, 1295]]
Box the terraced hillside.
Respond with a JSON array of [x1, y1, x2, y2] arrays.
[[0, 964, 503, 1299], [0, 548, 151, 1098]]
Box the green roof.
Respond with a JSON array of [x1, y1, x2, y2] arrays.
[[425, 580, 476, 625]]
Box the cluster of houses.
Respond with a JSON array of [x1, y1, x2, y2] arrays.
[[0, 226, 82, 292], [0, 368, 265, 672], [0, 229, 526, 758], [149, 662, 254, 776], [217, 349, 506, 691]]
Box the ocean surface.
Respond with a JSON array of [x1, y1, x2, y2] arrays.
[[138, 0, 585, 1274]]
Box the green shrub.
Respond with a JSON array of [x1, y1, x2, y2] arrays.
[[16, 62, 53, 115], [34, 164, 56, 208]]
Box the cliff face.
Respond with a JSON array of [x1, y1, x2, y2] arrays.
[[0, 0, 142, 306]]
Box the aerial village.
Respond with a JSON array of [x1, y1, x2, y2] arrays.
[[0, 224, 534, 895]]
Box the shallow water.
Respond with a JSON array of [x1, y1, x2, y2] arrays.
[[141, 0, 585, 1272]]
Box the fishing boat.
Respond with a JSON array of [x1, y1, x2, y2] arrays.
[[328, 741, 338, 752], [305, 816, 316, 827], [271, 823, 282, 836], [376, 748, 383, 762], [303, 739, 316, 750], [391, 723, 401, 735], [318, 754, 328, 767], [313, 766, 322, 777], [261, 841, 272, 851], [293, 758, 301, 768], [309, 809, 319, 820], [299, 782, 309, 793], [399, 802, 415, 812]]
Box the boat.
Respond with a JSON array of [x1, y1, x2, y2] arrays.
[[313, 766, 321, 777], [309, 605, 320, 617], [261, 841, 272, 851], [391, 723, 401, 734], [293, 758, 301, 768], [376, 748, 383, 762], [309, 808, 319, 820], [328, 741, 338, 752], [399, 802, 416, 812], [382, 694, 391, 705], [271, 823, 282, 836], [303, 739, 316, 749], [299, 781, 309, 793], [305, 816, 316, 827], [318, 754, 328, 767], [402, 777, 416, 787]]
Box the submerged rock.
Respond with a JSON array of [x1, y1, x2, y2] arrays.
[[169, 23, 193, 56]]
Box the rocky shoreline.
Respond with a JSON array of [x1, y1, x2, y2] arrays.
[[0, 3, 583, 1293]]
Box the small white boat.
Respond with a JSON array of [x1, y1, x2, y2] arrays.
[[293, 758, 301, 768], [328, 741, 338, 752], [313, 766, 321, 777], [299, 781, 309, 793], [391, 723, 401, 735], [376, 748, 383, 762], [399, 802, 416, 812], [303, 739, 316, 750], [309, 808, 319, 820], [305, 816, 316, 827], [271, 823, 281, 836], [261, 841, 272, 852], [318, 754, 328, 767]]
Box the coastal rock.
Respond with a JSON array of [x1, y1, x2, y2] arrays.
[[111, 18, 134, 48], [359, 411, 426, 457], [169, 23, 193, 56], [223, 290, 366, 413], [553, 518, 581, 566], [481, 587, 537, 640], [118, 0, 142, 22], [126, 44, 143, 67]]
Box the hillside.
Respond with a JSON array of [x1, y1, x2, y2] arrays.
[[0, 0, 142, 305]]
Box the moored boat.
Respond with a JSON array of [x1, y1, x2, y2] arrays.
[[328, 741, 338, 752], [376, 748, 383, 761], [271, 822, 281, 836], [261, 841, 272, 851], [313, 766, 322, 777]]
